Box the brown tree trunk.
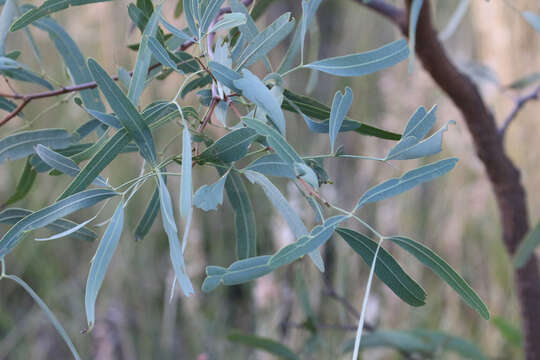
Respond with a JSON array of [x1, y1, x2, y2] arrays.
[[357, 1, 540, 358]]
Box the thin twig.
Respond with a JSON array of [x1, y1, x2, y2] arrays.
[[353, 0, 407, 31], [499, 85, 540, 139]]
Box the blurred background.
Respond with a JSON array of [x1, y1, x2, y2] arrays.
[[1, 0, 539, 359]]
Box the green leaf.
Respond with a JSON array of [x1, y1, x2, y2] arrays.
[[513, 221, 540, 268], [329, 87, 353, 153], [3, 274, 81, 360], [235, 12, 295, 69], [386, 236, 490, 319], [134, 183, 160, 241], [355, 158, 458, 210], [32, 17, 104, 112], [35, 144, 107, 186], [200, 0, 224, 35], [147, 36, 181, 71], [180, 126, 192, 218], [209, 12, 246, 33], [85, 200, 124, 331], [221, 169, 257, 259], [208, 60, 241, 92], [199, 127, 258, 163], [88, 58, 158, 164], [157, 173, 194, 296], [10, 0, 112, 31], [0, 188, 117, 258], [0, 96, 17, 113], [202, 255, 272, 291], [180, 75, 212, 98], [336, 228, 426, 306], [127, 4, 162, 105], [183, 0, 198, 37], [282, 89, 401, 140], [523, 11, 540, 34], [507, 72, 540, 89], [304, 38, 409, 77], [160, 15, 193, 42], [193, 171, 228, 211], [227, 332, 299, 360], [234, 69, 287, 134], [3, 158, 36, 207], [408, 0, 424, 72], [268, 215, 347, 269], [0, 0, 17, 55], [83, 108, 121, 129], [0, 56, 53, 89], [0, 208, 97, 242], [230, 0, 258, 42], [0, 129, 73, 164], [492, 317, 522, 348], [244, 170, 324, 271], [34, 214, 97, 241], [245, 154, 296, 179]]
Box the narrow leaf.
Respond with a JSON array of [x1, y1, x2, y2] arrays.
[[193, 172, 228, 211], [513, 221, 540, 269], [245, 154, 296, 179], [160, 16, 194, 41], [3, 158, 36, 207], [199, 127, 258, 163], [0, 0, 17, 55], [35, 214, 96, 241], [209, 12, 246, 33], [329, 87, 353, 153], [200, 0, 224, 35], [386, 236, 490, 319], [0, 129, 73, 164], [180, 126, 192, 218], [148, 36, 181, 71], [202, 255, 272, 291], [228, 332, 299, 360], [408, 0, 424, 72], [0, 56, 53, 89], [134, 183, 160, 241], [305, 38, 409, 77]]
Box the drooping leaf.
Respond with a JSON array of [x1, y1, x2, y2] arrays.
[[0, 208, 97, 242], [513, 221, 540, 269], [282, 89, 401, 140], [329, 87, 353, 153], [88, 58, 158, 164], [235, 12, 295, 69], [180, 126, 192, 218], [134, 183, 160, 241], [523, 11, 540, 34], [228, 332, 299, 360], [355, 158, 458, 210], [0, 129, 73, 164], [85, 200, 124, 331], [0, 56, 53, 89], [199, 128, 258, 163], [408, 0, 424, 72], [193, 171, 228, 212], [157, 173, 194, 296], [127, 4, 162, 105], [304, 38, 409, 77], [221, 169, 257, 259], [0, 96, 17, 113], [234, 69, 287, 134], [35, 144, 107, 186], [244, 170, 324, 271], [268, 215, 347, 269], [0, 0, 17, 55], [386, 236, 490, 319], [3, 158, 36, 207], [209, 12, 246, 33], [0, 188, 117, 258], [200, 0, 224, 35], [202, 255, 272, 291], [32, 17, 104, 112], [3, 274, 81, 360], [245, 154, 296, 179], [336, 228, 426, 306], [183, 0, 198, 38], [10, 0, 112, 31], [83, 108, 122, 129]]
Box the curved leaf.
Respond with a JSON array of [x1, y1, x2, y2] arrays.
[[245, 154, 296, 179], [202, 255, 272, 291], [0, 129, 73, 164], [329, 87, 353, 153], [193, 172, 228, 212], [199, 127, 258, 163], [3, 158, 36, 206]]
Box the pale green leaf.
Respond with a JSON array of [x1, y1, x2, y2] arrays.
[[209, 12, 246, 33], [180, 126, 192, 218], [193, 171, 228, 211], [0, 129, 73, 164], [160, 15, 194, 41], [202, 255, 272, 291], [200, 0, 224, 35], [245, 154, 296, 179], [0, 56, 53, 89], [329, 87, 353, 153]]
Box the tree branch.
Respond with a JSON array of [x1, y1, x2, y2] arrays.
[[357, 1, 540, 359], [353, 0, 407, 32], [499, 85, 540, 138]]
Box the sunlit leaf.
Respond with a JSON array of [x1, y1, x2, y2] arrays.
[[336, 228, 426, 306], [209, 13, 246, 33], [200, 0, 224, 35], [355, 158, 458, 210], [386, 236, 490, 319], [85, 200, 124, 331], [304, 39, 409, 77]]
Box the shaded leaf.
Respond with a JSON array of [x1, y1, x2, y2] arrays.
[[0, 129, 73, 164], [513, 221, 540, 269], [228, 332, 299, 360], [0, 56, 53, 89], [3, 158, 36, 207], [148, 36, 180, 71], [245, 154, 296, 179], [202, 255, 272, 291], [208, 60, 241, 92], [160, 15, 194, 41], [0, 96, 17, 113], [199, 127, 257, 163], [193, 172, 228, 211], [134, 183, 160, 241], [329, 87, 353, 153]]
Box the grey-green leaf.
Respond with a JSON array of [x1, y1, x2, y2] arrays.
[[134, 183, 160, 241], [200, 0, 224, 35], [199, 127, 257, 163], [85, 200, 124, 331], [88, 58, 158, 164], [227, 332, 299, 360], [0, 129, 73, 164], [0, 56, 53, 89], [180, 126, 192, 218], [0, 188, 117, 258], [202, 255, 273, 291], [193, 172, 228, 211], [0, 0, 17, 55], [245, 154, 296, 179], [234, 69, 287, 134], [3, 158, 36, 207], [355, 158, 458, 210], [329, 87, 353, 153], [513, 221, 540, 269], [147, 36, 180, 71], [304, 38, 409, 77], [386, 236, 490, 319], [10, 0, 112, 31], [208, 61, 241, 92], [336, 227, 426, 306], [408, 0, 424, 72], [209, 12, 246, 33], [160, 16, 194, 41]]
